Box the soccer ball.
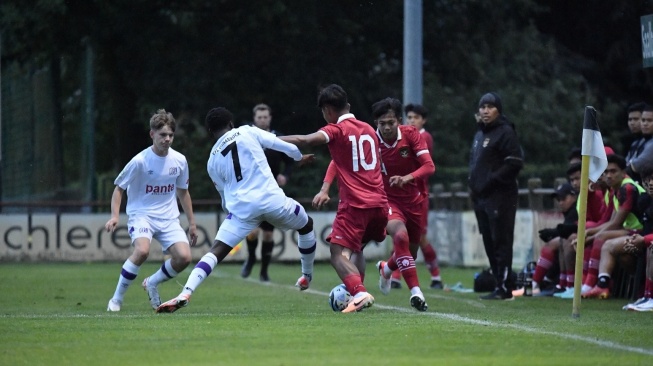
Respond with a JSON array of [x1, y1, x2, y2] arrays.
[[328, 284, 352, 312]]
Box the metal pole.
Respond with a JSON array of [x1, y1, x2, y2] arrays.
[[403, 0, 423, 108], [82, 38, 96, 212]]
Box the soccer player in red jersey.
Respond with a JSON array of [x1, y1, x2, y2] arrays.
[[399, 103, 443, 289], [315, 99, 435, 311], [281, 84, 389, 313], [371, 98, 435, 311]]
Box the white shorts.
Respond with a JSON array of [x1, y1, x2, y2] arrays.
[[216, 197, 308, 247], [127, 216, 189, 252]]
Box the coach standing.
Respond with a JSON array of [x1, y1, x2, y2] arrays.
[[468, 92, 523, 301]]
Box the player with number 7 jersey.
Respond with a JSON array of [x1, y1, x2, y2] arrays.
[[280, 84, 388, 313]]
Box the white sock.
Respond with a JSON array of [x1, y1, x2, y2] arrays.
[[112, 259, 140, 301], [581, 284, 593, 292], [410, 287, 423, 296], [148, 259, 178, 286], [431, 275, 442, 281], [297, 230, 316, 276], [181, 253, 218, 297]]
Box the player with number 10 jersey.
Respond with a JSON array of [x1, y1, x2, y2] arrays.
[[280, 84, 388, 313]]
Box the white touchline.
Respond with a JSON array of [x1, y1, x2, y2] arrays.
[[275, 278, 653, 357]]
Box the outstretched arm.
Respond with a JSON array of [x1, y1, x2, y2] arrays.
[[280, 132, 328, 149]]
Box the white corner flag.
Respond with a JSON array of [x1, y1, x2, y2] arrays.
[[581, 106, 607, 182]]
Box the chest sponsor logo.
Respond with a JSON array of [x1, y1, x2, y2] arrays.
[[146, 184, 175, 194]]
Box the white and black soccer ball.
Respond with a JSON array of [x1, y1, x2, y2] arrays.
[[328, 284, 352, 312]]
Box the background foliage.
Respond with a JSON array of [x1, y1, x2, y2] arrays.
[[2, 0, 653, 202]]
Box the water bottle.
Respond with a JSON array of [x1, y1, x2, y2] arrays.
[[524, 262, 536, 297], [524, 270, 533, 296]]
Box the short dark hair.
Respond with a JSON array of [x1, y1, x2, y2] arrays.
[[639, 160, 653, 180], [253, 103, 271, 115], [317, 84, 348, 110], [627, 102, 647, 114], [404, 104, 428, 119], [643, 104, 653, 114], [205, 107, 233, 132], [607, 153, 627, 170], [372, 98, 403, 120], [567, 162, 582, 176]]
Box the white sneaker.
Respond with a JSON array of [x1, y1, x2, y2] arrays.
[[623, 297, 648, 310], [107, 299, 122, 312], [410, 293, 428, 312], [376, 261, 391, 295], [142, 277, 161, 310], [632, 298, 653, 312]]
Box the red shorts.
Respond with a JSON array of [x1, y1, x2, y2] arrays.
[[420, 196, 429, 235], [327, 203, 389, 253], [388, 197, 426, 244]]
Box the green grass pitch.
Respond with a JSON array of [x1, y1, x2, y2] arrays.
[[1, 262, 652, 365]]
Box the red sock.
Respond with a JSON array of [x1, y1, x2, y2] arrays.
[[386, 252, 398, 271], [396, 255, 419, 289], [584, 238, 604, 287], [421, 243, 440, 277], [393, 231, 420, 289], [559, 272, 568, 289], [533, 246, 555, 283], [342, 274, 366, 296]]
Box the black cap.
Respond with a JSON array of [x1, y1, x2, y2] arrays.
[[478, 92, 502, 114], [551, 183, 576, 200]]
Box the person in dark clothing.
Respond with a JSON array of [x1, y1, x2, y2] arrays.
[[241, 103, 295, 282], [622, 102, 645, 159], [468, 92, 524, 300]]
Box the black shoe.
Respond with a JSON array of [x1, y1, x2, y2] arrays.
[[241, 259, 255, 278], [390, 280, 402, 289], [480, 288, 514, 301], [259, 273, 270, 282], [430, 280, 443, 289]]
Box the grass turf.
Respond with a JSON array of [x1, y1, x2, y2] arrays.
[[1, 262, 652, 365]]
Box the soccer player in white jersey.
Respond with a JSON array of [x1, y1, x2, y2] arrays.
[[156, 107, 317, 313], [105, 109, 198, 312]]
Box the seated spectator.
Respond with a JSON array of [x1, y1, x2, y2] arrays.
[[618, 161, 653, 311], [579, 154, 645, 298], [516, 182, 578, 297]]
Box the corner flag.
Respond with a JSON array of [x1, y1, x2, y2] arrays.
[[572, 106, 607, 318], [581, 107, 607, 182]]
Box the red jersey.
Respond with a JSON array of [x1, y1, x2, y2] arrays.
[[319, 114, 387, 209], [419, 128, 433, 153], [417, 128, 434, 196], [377, 125, 435, 206]]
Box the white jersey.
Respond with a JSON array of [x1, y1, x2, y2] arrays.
[[114, 146, 189, 219], [207, 125, 302, 220]]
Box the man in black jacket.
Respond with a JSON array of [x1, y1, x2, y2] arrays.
[[469, 92, 524, 300]]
